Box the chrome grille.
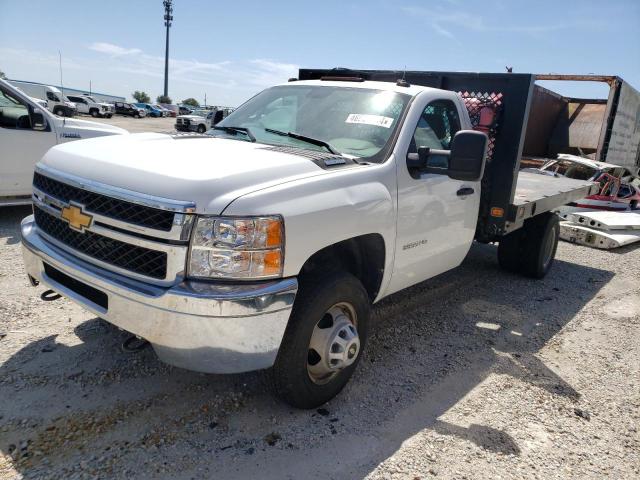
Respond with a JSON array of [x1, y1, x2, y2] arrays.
[[33, 172, 175, 231], [31, 167, 195, 285], [34, 206, 168, 279]]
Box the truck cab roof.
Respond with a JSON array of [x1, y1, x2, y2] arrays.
[[282, 79, 439, 98]]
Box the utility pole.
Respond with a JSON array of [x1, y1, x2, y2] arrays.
[[163, 0, 173, 98]]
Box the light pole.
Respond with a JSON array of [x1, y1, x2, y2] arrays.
[[163, 0, 173, 98]]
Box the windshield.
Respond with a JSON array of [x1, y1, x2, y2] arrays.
[[84, 96, 97, 102], [212, 85, 410, 161], [191, 109, 209, 117]]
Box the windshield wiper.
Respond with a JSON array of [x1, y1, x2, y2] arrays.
[[212, 126, 256, 142], [264, 128, 339, 155]]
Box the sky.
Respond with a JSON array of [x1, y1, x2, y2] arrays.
[[1, 0, 639, 106]]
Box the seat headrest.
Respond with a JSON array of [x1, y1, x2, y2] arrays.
[[423, 113, 446, 139]]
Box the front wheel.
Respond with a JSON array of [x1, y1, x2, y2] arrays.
[[272, 271, 370, 409], [90, 109, 98, 117], [197, 124, 206, 134]]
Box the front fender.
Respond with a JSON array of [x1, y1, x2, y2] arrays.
[[222, 160, 398, 299]]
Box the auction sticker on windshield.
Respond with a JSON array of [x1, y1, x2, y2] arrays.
[[345, 114, 394, 128]]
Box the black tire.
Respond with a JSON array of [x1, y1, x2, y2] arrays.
[[90, 109, 98, 117], [497, 228, 524, 273], [631, 200, 638, 210], [521, 212, 560, 279], [53, 107, 64, 116], [106, 114, 112, 118], [135, 112, 141, 118], [197, 124, 206, 134], [272, 271, 370, 409]]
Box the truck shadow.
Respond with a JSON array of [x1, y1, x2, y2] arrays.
[[0, 242, 614, 478]]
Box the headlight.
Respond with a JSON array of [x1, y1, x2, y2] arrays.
[[188, 216, 284, 279]]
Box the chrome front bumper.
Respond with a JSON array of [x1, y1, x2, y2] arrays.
[[20, 215, 297, 373]]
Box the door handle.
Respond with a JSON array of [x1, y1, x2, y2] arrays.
[[457, 187, 475, 196]]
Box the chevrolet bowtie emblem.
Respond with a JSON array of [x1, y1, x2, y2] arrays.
[[60, 204, 93, 232]]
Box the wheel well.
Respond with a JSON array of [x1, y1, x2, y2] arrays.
[[299, 234, 385, 301]]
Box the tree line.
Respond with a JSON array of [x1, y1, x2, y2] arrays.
[[132, 90, 199, 107]]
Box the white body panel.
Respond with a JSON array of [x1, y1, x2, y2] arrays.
[[0, 79, 127, 199], [560, 222, 640, 249], [565, 211, 640, 230]]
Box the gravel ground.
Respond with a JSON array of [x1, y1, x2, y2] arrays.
[[0, 205, 639, 479]]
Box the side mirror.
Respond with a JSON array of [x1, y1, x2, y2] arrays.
[[31, 109, 48, 131], [448, 130, 488, 181], [406, 130, 487, 181]]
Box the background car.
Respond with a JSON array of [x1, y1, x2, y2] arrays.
[[134, 103, 163, 118], [114, 102, 146, 118], [152, 104, 171, 117]]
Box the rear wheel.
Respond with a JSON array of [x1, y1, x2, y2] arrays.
[[497, 212, 559, 279], [272, 271, 370, 409], [498, 228, 524, 273], [521, 212, 559, 278]]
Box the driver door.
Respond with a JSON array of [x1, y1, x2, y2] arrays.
[[0, 86, 55, 196], [387, 93, 481, 294]]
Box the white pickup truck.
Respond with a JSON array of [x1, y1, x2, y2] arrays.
[[66, 94, 114, 118], [0, 79, 127, 206], [20, 69, 598, 408]]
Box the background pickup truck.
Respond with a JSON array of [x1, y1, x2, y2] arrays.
[[21, 69, 597, 408], [67, 95, 113, 118], [67, 94, 114, 118], [175, 107, 230, 133]]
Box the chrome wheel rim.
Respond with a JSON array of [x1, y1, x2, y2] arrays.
[[307, 302, 360, 385]]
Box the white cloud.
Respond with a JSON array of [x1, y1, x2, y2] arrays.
[[401, 5, 604, 38], [89, 42, 142, 56]]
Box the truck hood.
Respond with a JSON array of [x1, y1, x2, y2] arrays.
[[40, 133, 327, 214], [57, 117, 128, 139]]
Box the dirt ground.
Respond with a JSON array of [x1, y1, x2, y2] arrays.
[[1, 203, 639, 479]]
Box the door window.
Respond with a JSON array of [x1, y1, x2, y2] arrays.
[[410, 99, 461, 152], [46, 91, 60, 102], [0, 87, 31, 129]]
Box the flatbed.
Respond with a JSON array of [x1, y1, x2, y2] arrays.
[[509, 171, 598, 232]]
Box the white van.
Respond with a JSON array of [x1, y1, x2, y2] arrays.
[[9, 81, 77, 117]]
